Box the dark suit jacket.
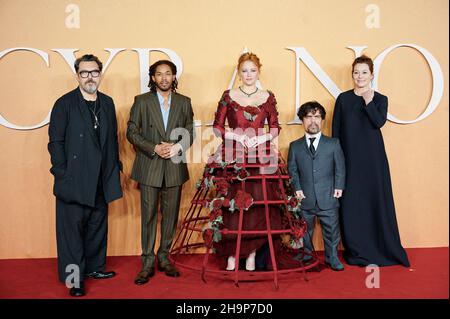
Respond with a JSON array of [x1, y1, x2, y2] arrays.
[[126, 91, 194, 187], [48, 88, 123, 207], [288, 134, 346, 211]]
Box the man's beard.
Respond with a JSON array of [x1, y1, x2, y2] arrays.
[[156, 81, 172, 92], [305, 124, 320, 134], [82, 81, 98, 94]]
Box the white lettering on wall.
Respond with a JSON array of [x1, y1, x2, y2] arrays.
[[0, 45, 444, 130], [286, 47, 342, 124], [372, 44, 444, 124], [52, 48, 125, 74], [0, 48, 125, 130], [0, 48, 50, 130], [287, 44, 444, 125], [132, 48, 183, 94]]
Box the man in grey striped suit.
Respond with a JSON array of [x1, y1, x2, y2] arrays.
[[127, 60, 194, 285]]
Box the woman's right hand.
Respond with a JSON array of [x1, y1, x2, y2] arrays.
[[235, 134, 248, 148], [224, 131, 248, 148], [362, 89, 374, 105]]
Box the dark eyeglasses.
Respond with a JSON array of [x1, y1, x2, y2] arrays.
[[78, 70, 101, 78]]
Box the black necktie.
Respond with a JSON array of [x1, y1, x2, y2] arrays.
[[309, 137, 316, 155]]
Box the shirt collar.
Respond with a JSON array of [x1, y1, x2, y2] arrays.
[[156, 91, 171, 107], [305, 131, 322, 141]]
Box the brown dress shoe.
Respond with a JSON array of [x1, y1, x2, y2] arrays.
[[157, 262, 180, 277], [134, 268, 155, 285]]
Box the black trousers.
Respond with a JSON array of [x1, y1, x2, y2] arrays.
[[56, 192, 108, 283]]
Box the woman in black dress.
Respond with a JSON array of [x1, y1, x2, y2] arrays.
[[332, 55, 410, 267]]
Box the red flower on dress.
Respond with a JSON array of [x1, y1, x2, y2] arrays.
[[234, 190, 254, 211], [237, 168, 250, 181], [212, 199, 222, 210], [289, 196, 299, 209], [222, 198, 230, 207], [215, 179, 229, 196], [291, 218, 307, 239], [286, 195, 301, 212]]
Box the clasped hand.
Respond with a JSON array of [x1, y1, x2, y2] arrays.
[[236, 135, 268, 149], [154, 142, 182, 159]]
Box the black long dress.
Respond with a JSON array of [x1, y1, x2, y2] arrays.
[[332, 89, 410, 267]]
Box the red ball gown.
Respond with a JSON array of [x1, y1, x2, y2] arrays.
[[171, 90, 316, 287]]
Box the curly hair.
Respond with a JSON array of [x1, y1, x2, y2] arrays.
[[297, 101, 326, 121], [148, 60, 178, 93]]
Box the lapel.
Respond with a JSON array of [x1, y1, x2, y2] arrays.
[[302, 134, 325, 159], [315, 135, 326, 157], [165, 93, 181, 140], [77, 88, 100, 149], [148, 93, 166, 138], [98, 93, 108, 150], [300, 136, 314, 159]]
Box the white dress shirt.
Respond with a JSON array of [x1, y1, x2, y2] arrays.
[[305, 131, 322, 151]]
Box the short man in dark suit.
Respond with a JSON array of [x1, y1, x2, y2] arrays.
[[288, 101, 346, 271], [48, 54, 123, 296], [127, 60, 194, 285]]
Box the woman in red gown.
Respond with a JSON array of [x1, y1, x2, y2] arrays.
[[209, 53, 294, 271]]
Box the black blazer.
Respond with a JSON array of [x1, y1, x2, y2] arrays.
[[48, 88, 123, 207]]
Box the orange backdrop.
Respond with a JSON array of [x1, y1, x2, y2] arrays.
[[0, 0, 448, 259]]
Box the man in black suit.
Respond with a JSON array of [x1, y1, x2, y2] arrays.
[[288, 101, 346, 271], [48, 54, 123, 297]]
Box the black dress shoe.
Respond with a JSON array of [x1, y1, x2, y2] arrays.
[[158, 262, 180, 277], [85, 271, 116, 279], [134, 268, 155, 285], [69, 282, 85, 297]]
